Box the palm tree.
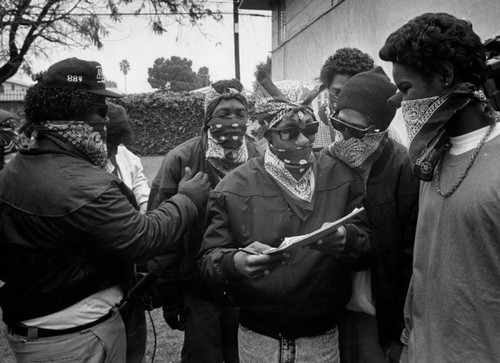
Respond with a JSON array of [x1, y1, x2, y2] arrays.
[[119, 59, 130, 94]]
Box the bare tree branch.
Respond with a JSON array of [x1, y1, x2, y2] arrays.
[[0, 0, 222, 86]]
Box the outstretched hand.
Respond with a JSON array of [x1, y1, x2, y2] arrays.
[[178, 166, 211, 206], [233, 242, 289, 280]]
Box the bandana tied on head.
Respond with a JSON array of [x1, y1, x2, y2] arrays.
[[253, 71, 324, 177], [401, 83, 485, 181], [204, 80, 248, 127], [253, 70, 325, 130], [34, 121, 108, 168]]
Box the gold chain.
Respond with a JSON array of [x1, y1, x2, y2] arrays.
[[434, 119, 497, 198]]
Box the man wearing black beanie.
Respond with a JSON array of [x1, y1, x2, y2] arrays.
[[323, 66, 419, 363]]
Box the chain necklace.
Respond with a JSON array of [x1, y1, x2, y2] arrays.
[[434, 119, 497, 198]]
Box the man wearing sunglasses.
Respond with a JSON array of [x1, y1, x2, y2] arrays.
[[324, 67, 419, 363], [319, 47, 406, 147], [200, 78, 374, 363]]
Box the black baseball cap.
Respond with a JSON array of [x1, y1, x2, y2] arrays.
[[37, 57, 123, 98]]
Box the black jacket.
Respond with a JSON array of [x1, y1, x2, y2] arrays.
[[0, 135, 200, 326], [147, 136, 260, 308], [326, 139, 419, 349], [365, 140, 418, 349], [199, 154, 374, 339]]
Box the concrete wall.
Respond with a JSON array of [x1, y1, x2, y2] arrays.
[[270, 0, 500, 140], [271, 0, 500, 84]]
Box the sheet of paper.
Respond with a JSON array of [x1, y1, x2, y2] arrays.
[[262, 207, 365, 255]]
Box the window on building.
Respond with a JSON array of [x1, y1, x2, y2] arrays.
[[0, 85, 4, 94], [11, 84, 15, 91], [277, 0, 286, 45]]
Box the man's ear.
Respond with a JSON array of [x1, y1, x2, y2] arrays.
[[438, 61, 455, 87]]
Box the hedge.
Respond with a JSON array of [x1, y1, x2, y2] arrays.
[[114, 91, 205, 156]]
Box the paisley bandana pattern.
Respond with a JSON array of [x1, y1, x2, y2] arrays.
[[264, 144, 315, 202], [332, 130, 388, 168], [36, 121, 108, 168], [402, 96, 443, 144], [253, 80, 311, 129], [401, 83, 484, 181], [205, 132, 249, 176], [204, 87, 248, 126]]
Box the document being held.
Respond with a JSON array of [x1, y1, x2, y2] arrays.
[[262, 207, 365, 255]]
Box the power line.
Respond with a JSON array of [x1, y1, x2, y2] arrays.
[[57, 12, 270, 17]]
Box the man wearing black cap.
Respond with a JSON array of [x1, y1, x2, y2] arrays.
[[0, 57, 210, 362], [324, 67, 419, 363]]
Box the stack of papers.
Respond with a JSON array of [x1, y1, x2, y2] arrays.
[[262, 207, 365, 255]]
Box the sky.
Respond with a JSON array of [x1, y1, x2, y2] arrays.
[[15, 4, 272, 94]]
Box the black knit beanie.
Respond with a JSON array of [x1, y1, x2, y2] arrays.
[[336, 66, 397, 131]]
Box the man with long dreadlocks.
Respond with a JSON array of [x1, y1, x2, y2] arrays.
[[0, 58, 210, 362], [198, 72, 374, 363], [147, 79, 259, 363]]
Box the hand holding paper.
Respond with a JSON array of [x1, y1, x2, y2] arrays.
[[307, 225, 346, 256], [262, 207, 364, 255], [234, 242, 288, 279]]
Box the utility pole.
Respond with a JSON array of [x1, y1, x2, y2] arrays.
[[233, 0, 241, 80]]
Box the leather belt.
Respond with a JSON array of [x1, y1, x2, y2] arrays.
[[8, 310, 114, 338]]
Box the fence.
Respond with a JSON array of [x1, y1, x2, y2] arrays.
[[0, 90, 26, 102]]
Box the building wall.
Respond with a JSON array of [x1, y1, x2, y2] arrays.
[[271, 0, 500, 84], [270, 0, 500, 140]]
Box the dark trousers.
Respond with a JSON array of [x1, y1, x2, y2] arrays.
[[339, 310, 388, 363], [182, 292, 239, 363], [121, 303, 148, 363]]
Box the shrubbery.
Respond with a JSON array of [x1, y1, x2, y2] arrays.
[[115, 91, 205, 156]]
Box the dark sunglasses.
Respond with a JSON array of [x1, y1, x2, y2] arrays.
[[269, 121, 319, 141], [329, 115, 380, 138], [94, 103, 108, 118]]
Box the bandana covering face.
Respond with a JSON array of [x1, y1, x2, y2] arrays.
[[268, 143, 314, 177], [401, 83, 483, 181], [34, 121, 108, 168], [208, 120, 247, 150], [332, 130, 388, 169], [205, 132, 249, 177], [264, 143, 315, 202]]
